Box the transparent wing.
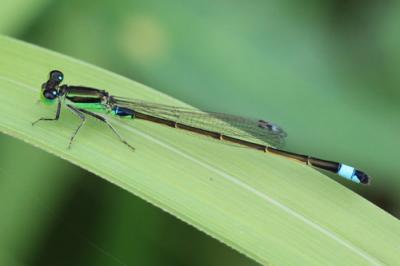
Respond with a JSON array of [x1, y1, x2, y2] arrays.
[[111, 96, 287, 147]]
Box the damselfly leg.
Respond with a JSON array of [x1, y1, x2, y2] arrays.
[[76, 108, 135, 151], [32, 98, 62, 125], [66, 104, 86, 149]]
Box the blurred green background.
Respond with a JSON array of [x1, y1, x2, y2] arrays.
[[1, 0, 399, 265]]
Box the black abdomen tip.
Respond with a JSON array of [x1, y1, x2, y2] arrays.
[[354, 170, 371, 185]]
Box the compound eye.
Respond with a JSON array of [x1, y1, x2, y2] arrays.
[[50, 70, 64, 84], [43, 89, 58, 100]]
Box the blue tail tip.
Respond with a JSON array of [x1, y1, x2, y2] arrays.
[[338, 164, 371, 185]]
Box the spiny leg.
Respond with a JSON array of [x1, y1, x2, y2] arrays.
[[77, 108, 135, 151], [66, 104, 86, 149], [32, 98, 62, 125]]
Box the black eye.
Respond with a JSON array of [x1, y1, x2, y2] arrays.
[[50, 70, 64, 84], [43, 89, 58, 100]]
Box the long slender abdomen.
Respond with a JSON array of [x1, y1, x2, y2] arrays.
[[115, 106, 370, 185]]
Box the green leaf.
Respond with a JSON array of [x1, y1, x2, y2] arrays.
[[0, 35, 399, 265]]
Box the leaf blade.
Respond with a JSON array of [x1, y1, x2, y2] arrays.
[[0, 35, 399, 265]]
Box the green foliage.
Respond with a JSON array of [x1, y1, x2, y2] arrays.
[[0, 0, 50, 34], [0, 36, 399, 265]]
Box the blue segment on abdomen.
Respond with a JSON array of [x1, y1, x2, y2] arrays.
[[112, 106, 135, 117], [338, 164, 360, 183]]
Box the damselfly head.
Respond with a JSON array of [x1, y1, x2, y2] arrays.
[[42, 89, 58, 100], [49, 70, 64, 84], [42, 70, 63, 90], [40, 70, 64, 103]]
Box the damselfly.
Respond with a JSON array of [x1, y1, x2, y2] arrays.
[[33, 70, 370, 185]]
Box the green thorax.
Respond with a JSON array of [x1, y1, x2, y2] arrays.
[[66, 100, 108, 113], [64, 87, 109, 113]]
